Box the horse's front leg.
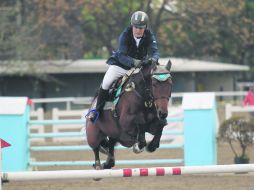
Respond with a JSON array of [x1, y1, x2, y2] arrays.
[[99, 138, 109, 155], [133, 124, 147, 154], [102, 137, 117, 169], [146, 124, 164, 152]]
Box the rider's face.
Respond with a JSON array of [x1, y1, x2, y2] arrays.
[[132, 26, 145, 38]]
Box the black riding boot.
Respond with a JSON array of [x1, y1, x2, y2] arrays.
[[87, 87, 108, 122]]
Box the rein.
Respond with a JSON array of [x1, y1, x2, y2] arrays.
[[116, 64, 171, 108], [132, 66, 154, 108]]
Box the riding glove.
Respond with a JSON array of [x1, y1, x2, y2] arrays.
[[133, 59, 142, 67], [148, 57, 158, 65]]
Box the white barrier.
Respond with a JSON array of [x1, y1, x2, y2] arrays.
[[30, 108, 44, 133], [30, 91, 248, 111], [52, 108, 87, 142], [31, 107, 183, 143], [225, 104, 254, 119], [2, 164, 254, 182], [30, 108, 45, 142]]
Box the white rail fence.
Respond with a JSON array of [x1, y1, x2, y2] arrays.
[[34, 100, 254, 143], [225, 104, 254, 120], [30, 107, 183, 143], [52, 108, 88, 142], [30, 108, 45, 142], [30, 91, 247, 111]]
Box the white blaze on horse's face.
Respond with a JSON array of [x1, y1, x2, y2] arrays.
[[132, 26, 145, 38]]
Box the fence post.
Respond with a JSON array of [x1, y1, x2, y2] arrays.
[[183, 92, 218, 166], [225, 104, 232, 120]]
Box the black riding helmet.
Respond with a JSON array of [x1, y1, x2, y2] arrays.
[[130, 11, 149, 29]]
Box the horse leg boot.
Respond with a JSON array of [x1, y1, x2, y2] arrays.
[[87, 87, 108, 122]]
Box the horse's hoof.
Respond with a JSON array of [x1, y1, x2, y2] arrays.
[[146, 145, 156, 152], [146, 142, 158, 152], [92, 163, 103, 181], [102, 159, 115, 169], [133, 143, 144, 154], [102, 162, 114, 169], [93, 163, 103, 170], [138, 141, 147, 149]]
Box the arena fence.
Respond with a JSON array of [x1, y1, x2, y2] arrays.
[[0, 93, 218, 172]]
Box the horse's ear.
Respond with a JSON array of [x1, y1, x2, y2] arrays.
[[165, 59, 172, 71]]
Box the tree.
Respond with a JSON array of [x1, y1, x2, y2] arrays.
[[26, 0, 85, 60], [162, 0, 254, 69], [80, 0, 181, 58], [0, 6, 17, 60]]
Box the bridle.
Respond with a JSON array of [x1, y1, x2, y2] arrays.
[[132, 65, 171, 108], [152, 78, 171, 101]]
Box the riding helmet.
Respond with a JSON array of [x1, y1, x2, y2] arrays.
[[130, 11, 148, 29]]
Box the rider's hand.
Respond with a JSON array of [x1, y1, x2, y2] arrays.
[[148, 57, 158, 65], [133, 59, 142, 67]]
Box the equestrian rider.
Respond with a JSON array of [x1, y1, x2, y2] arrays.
[[87, 11, 160, 122]]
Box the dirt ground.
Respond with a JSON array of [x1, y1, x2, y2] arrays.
[[3, 141, 254, 190]]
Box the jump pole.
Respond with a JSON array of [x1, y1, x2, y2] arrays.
[[2, 164, 254, 182]]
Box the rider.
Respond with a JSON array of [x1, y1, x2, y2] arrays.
[[87, 11, 160, 122]]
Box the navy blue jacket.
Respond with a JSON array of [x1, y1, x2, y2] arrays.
[[107, 26, 160, 70]]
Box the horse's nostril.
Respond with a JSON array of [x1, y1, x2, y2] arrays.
[[159, 111, 168, 119]]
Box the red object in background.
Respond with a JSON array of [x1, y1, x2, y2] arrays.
[[27, 99, 33, 105], [0, 139, 11, 149]]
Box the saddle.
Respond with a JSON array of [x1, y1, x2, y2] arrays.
[[102, 67, 140, 110]]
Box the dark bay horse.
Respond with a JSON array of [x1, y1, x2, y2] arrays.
[[86, 60, 172, 169]]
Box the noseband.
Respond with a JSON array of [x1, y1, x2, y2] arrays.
[[153, 96, 170, 101]]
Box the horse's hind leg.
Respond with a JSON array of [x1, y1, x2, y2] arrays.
[[93, 146, 103, 170], [102, 137, 117, 169]]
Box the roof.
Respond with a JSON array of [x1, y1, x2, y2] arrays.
[[0, 58, 249, 75], [168, 58, 249, 72]]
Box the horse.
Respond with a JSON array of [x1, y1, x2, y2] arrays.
[[86, 60, 172, 170]]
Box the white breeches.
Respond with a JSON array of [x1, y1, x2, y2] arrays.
[[101, 65, 128, 90]]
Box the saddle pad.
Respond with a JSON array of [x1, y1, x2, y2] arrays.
[[112, 67, 140, 106], [104, 101, 114, 110]]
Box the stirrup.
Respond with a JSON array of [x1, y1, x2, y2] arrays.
[[85, 109, 100, 123]]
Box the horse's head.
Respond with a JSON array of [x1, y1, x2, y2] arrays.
[[125, 59, 172, 122], [151, 60, 172, 121]]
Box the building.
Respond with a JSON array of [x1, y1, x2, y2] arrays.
[[0, 58, 249, 99]]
